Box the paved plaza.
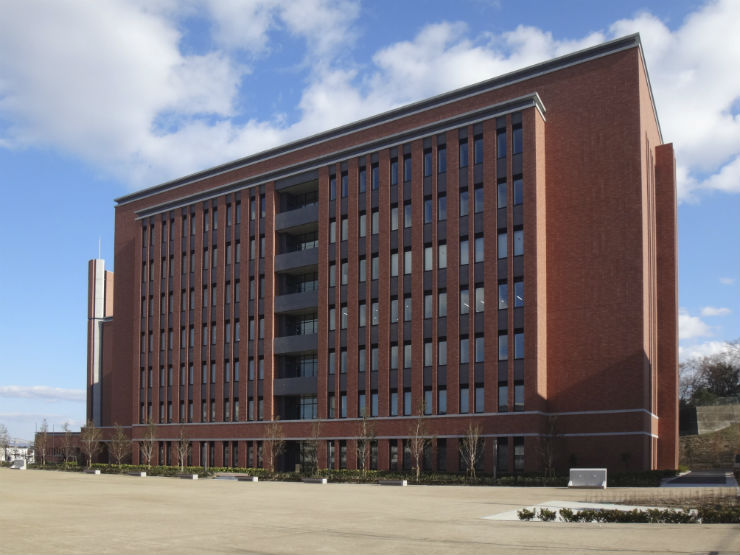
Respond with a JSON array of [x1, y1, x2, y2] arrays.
[[1, 468, 737, 554]]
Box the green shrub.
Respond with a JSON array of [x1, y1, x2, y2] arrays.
[[517, 508, 536, 521], [538, 508, 557, 521], [559, 508, 576, 522], [698, 505, 740, 524]]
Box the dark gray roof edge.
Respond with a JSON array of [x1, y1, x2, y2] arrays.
[[116, 33, 642, 206]]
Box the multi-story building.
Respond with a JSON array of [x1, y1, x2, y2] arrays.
[[88, 34, 678, 473]]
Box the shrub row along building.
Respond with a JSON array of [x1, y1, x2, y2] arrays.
[[87, 34, 678, 473]]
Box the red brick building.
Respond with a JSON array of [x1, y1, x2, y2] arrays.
[[89, 34, 678, 473]]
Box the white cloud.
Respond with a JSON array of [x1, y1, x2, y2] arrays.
[[0, 386, 85, 403], [0, 0, 737, 200], [720, 277, 736, 285], [701, 306, 731, 317], [678, 341, 737, 362], [609, 0, 740, 202], [678, 308, 713, 340]]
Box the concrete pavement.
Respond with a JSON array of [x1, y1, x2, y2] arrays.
[[1, 468, 737, 554]]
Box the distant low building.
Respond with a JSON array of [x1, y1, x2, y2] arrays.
[[4, 439, 35, 465]]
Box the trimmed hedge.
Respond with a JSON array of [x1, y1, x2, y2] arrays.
[[23, 463, 679, 488], [517, 505, 739, 524]]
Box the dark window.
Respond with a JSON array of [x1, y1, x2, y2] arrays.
[[473, 135, 483, 164], [459, 139, 468, 168], [359, 166, 366, 193], [403, 154, 412, 182], [423, 150, 432, 177], [438, 146, 446, 173], [371, 163, 379, 190], [341, 172, 348, 198], [513, 176, 523, 205], [512, 125, 523, 155], [329, 175, 336, 200], [390, 158, 398, 186], [497, 130, 507, 158]]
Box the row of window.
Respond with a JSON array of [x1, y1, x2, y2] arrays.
[[327, 281, 523, 331], [141, 193, 268, 249], [326, 332, 524, 375], [328, 182, 522, 244], [328, 125, 523, 200], [142, 436, 525, 474]]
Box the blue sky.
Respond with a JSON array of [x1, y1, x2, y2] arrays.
[[0, 0, 738, 441]]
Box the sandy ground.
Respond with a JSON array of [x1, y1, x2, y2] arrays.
[[1, 468, 737, 554]]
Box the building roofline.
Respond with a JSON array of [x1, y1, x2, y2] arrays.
[[116, 33, 649, 207]]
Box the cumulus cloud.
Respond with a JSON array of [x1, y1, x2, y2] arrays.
[[0, 386, 85, 402], [678, 308, 713, 340], [701, 306, 731, 317], [610, 0, 740, 202], [0, 0, 737, 200], [679, 340, 739, 362]]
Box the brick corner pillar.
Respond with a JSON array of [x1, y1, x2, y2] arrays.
[[655, 142, 678, 470]]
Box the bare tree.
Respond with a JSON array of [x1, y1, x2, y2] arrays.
[[110, 423, 130, 470], [139, 420, 156, 469], [0, 424, 9, 463], [408, 401, 432, 482], [263, 418, 285, 473], [302, 421, 321, 476], [459, 423, 482, 480], [61, 422, 75, 468], [356, 409, 376, 475], [80, 420, 102, 469], [35, 419, 49, 466], [175, 427, 190, 472], [680, 341, 740, 406], [537, 416, 560, 478]]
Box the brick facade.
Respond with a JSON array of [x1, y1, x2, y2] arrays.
[[89, 34, 678, 474]]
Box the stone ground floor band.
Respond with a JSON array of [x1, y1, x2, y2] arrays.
[[119, 410, 660, 474]]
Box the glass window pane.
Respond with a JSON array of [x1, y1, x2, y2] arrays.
[[460, 239, 468, 265], [514, 280, 524, 307], [460, 288, 469, 314], [438, 292, 447, 317], [475, 236, 484, 263], [438, 146, 446, 173], [514, 229, 524, 256], [460, 338, 469, 363], [515, 332, 524, 359], [459, 190, 468, 217], [513, 177, 523, 205], [438, 195, 446, 221], [424, 294, 433, 319], [474, 136, 483, 164], [474, 187, 484, 213], [438, 243, 447, 269], [497, 181, 507, 208], [513, 126, 523, 154], [424, 246, 433, 271], [498, 232, 507, 259], [459, 141, 468, 168], [438, 340, 447, 366], [475, 336, 484, 362], [498, 282, 508, 309], [498, 334, 508, 360], [475, 287, 484, 312], [460, 387, 469, 414]]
